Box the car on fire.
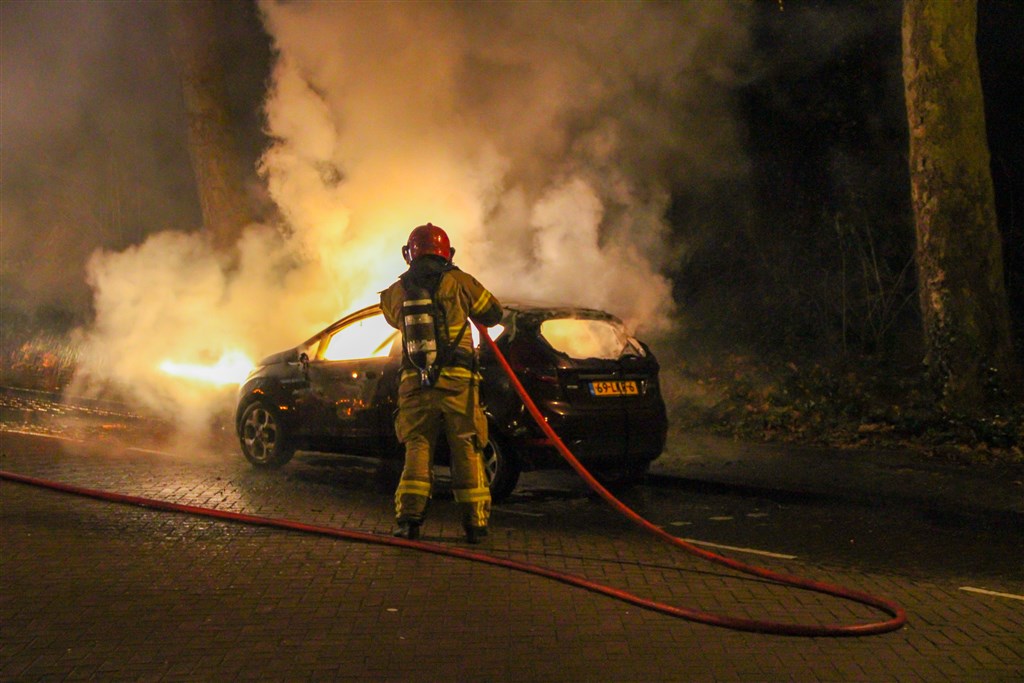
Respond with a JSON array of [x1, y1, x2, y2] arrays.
[[235, 302, 667, 501]]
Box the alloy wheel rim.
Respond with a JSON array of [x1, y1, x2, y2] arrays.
[[243, 407, 277, 463], [483, 440, 499, 483]]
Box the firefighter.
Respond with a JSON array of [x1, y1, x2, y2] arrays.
[[380, 223, 503, 543]]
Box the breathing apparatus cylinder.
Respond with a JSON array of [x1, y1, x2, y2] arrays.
[[401, 282, 442, 387]]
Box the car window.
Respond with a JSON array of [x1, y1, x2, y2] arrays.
[[470, 323, 504, 348], [321, 314, 398, 361], [539, 318, 644, 360]]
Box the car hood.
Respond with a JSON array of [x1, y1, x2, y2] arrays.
[[257, 347, 301, 367]]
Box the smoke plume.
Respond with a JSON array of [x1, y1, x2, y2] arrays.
[[70, 1, 751, 426], [258, 1, 750, 329]]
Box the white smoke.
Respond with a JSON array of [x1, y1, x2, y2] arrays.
[[258, 0, 751, 330], [71, 1, 751, 426]]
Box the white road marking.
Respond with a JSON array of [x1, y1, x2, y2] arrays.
[[959, 586, 1024, 602], [680, 537, 798, 560], [3, 428, 172, 457], [0, 428, 82, 443], [494, 507, 546, 518], [125, 446, 172, 456]]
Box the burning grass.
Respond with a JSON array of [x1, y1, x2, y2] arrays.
[[0, 333, 79, 393]]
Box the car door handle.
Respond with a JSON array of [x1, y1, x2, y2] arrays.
[[364, 370, 379, 380]]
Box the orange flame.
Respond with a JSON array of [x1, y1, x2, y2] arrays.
[[158, 350, 254, 386]]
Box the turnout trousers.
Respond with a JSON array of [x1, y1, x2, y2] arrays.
[[393, 376, 491, 528]]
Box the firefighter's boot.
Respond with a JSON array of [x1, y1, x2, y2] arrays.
[[393, 521, 421, 540], [464, 524, 488, 544]]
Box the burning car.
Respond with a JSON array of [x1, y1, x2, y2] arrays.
[[235, 302, 667, 501]]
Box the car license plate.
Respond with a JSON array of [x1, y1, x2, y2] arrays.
[[589, 380, 639, 396]]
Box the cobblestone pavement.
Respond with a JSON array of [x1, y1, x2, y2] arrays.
[[2, 424, 1022, 681]]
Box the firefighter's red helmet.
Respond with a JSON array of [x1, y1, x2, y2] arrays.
[[403, 223, 453, 263]]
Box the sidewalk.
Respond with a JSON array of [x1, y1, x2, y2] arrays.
[[650, 426, 1024, 518], [3, 384, 1022, 518]]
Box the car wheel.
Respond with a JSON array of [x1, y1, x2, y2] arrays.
[[483, 432, 520, 502], [239, 401, 295, 468]]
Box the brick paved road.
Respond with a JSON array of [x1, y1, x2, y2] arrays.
[[2, 429, 1022, 681]]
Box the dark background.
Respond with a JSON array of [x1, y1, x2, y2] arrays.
[[673, 0, 1022, 365], [1, 0, 1020, 396]]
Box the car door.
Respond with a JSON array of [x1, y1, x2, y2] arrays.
[[305, 312, 400, 454]]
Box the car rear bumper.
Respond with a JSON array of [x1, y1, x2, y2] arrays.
[[508, 402, 667, 473]]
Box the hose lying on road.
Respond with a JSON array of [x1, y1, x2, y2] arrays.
[[0, 326, 907, 637], [475, 324, 905, 636]]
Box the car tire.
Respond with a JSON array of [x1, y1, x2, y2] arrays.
[[238, 401, 295, 468], [483, 431, 520, 502]]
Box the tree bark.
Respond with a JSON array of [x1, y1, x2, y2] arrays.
[[901, 0, 1019, 412], [166, 0, 253, 253]]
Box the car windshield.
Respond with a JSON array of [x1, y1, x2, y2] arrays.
[[539, 317, 643, 360], [322, 314, 398, 361]]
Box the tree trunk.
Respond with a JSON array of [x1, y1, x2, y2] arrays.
[[901, 0, 1019, 412], [166, 0, 253, 253]]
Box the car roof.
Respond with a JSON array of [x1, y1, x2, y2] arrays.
[[310, 299, 620, 344], [501, 300, 619, 321]]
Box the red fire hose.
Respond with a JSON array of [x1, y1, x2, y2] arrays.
[[474, 324, 905, 636], [0, 325, 906, 637]]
